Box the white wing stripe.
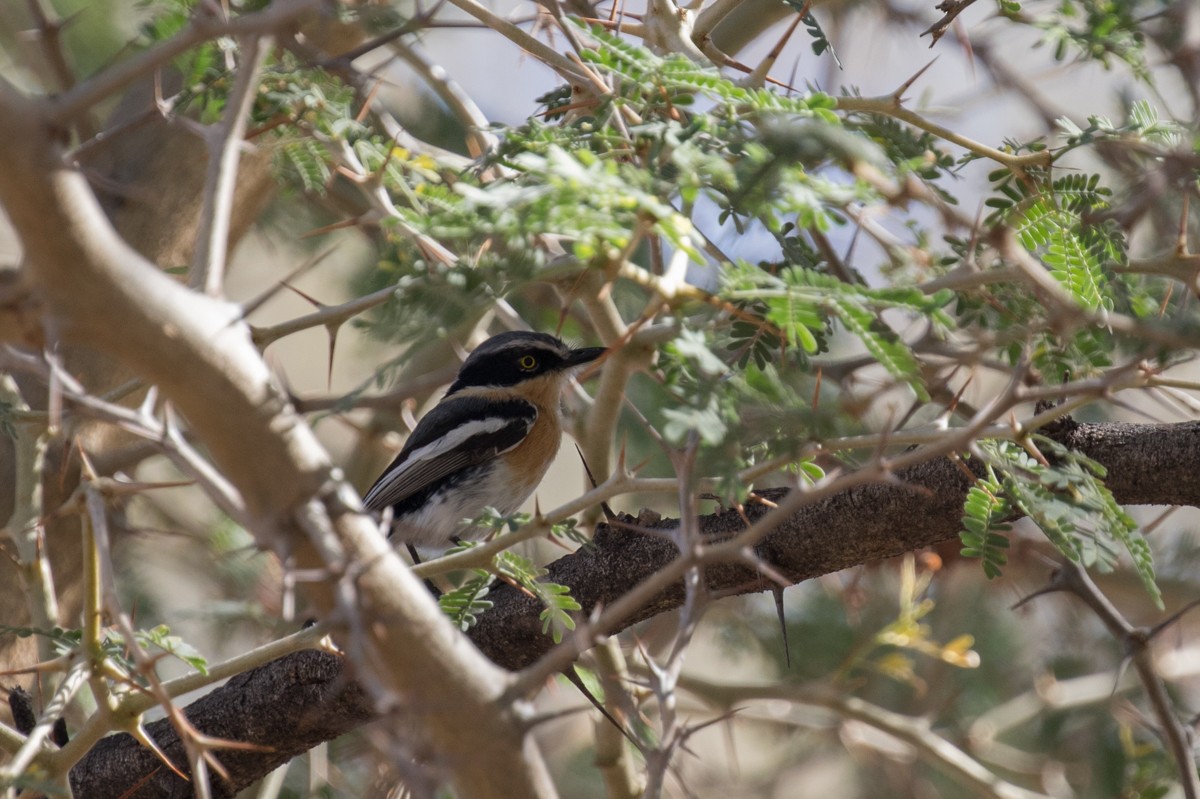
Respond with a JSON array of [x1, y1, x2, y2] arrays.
[[403, 414, 532, 464]]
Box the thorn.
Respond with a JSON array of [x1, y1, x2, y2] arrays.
[[0, 654, 73, 678], [954, 16, 976, 81], [615, 437, 630, 476], [239, 247, 337, 321], [76, 443, 98, 481], [555, 302, 570, 338], [139, 385, 159, 419], [746, 493, 778, 510], [282, 281, 325, 310], [743, 12, 803, 89], [1112, 653, 1133, 697], [574, 444, 616, 520], [561, 667, 641, 749], [103, 478, 195, 496], [130, 722, 190, 782], [325, 324, 339, 391], [299, 216, 364, 239], [772, 585, 791, 668], [1147, 597, 1200, 641], [893, 57, 939, 103], [1010, 582, 1060, 610]]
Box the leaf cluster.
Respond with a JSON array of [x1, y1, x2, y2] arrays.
[[971, 438, 1160, 607], [439, 511, 582, 643]]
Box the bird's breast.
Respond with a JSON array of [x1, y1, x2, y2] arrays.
[[502, 407, 562, 495]]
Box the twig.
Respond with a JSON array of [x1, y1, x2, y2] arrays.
[[675, 674, 1054, 799], [1033, 561, 1200, 799], [291, 364, 459, 413], [691, 0, 745, 45], [251, 283, 399, 348], [440, 0, 586, 81], [389, 38, 498, 158], [190, 34, 272, 296], [836, 94, 1051, 176], [47, 0, 320, 125], [922, 0, 982, 46], [411, 469, 639, 578], [10, 350, 251, 524], [24, 0, 78, 94], [0, 375, 59, 669], [589, 640, 645, 799], [0, 658, 89, 781]]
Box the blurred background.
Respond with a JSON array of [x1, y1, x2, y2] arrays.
[[2, 0, 1199, 796]]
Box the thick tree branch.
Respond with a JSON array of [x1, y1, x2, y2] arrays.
[[0, 76, 555, 798], [66, 418, 1200, 794]]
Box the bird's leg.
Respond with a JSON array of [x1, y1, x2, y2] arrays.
[[405, 543, 443, 599]]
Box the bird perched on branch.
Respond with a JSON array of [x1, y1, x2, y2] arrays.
[[363, 331, 605, 560]]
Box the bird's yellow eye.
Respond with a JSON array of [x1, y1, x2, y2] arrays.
[[518, 354, 538, 371]]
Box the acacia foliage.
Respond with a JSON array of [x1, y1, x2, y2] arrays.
[[3, 0, 1200, 797]]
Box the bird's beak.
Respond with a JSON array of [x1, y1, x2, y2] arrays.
[[564, 346, 606, 368]]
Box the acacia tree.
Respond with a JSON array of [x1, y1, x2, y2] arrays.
[[1, 0, 1199, 796]]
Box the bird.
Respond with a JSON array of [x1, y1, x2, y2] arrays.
[[362, 331, 605, 560], [364, 331, 633, 739]]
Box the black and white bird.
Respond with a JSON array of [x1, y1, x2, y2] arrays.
[[362, 331, 605, 559]]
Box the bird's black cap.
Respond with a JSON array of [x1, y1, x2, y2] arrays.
[[446, 332, 604, 394]]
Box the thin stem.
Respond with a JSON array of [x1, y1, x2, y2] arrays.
[[251, 283, 399, 348], [190, 34, 272, 296], [836, 95, 1052, 174], [676, 674, 1054, 799], [47, 0, 319, 125], [0, 376, 59, 669]]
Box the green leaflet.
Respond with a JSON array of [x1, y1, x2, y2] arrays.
[[976, 439, 1161, 608]]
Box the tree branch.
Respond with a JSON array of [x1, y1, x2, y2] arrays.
[[0, 77, 556, 798], [67, 418, 1200, 794], [189, 33, 272, 297]]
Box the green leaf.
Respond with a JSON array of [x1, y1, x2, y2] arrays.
[[958, 471, 1012, 578], [977, 439, 1161, 607], [135, 624, 209, 675], [537, 583, 581, 644], [439, 574, 495, 631], [829, 296, 929, 401]]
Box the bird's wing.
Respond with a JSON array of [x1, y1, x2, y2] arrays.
[[362, 395, 537, 513]]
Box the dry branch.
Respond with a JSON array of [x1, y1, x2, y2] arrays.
[[67, 417, 1200, 795]]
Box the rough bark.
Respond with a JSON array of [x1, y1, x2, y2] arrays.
[[69, 650, 372, 799], [67, 418, 1200, 795]]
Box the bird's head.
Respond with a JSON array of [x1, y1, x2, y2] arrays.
[[445, 331, 605, 398]]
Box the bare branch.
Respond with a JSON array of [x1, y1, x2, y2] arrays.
[[189, 34, 273, 297], [678, 673, 1053, 799], [66, 416, 1200, 794], [0, 75, 557, 798], [1032, 561, 1200, 799], [47, 0, 321, 125]]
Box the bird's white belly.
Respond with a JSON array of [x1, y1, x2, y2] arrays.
[[390, 465, 532, 550]]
